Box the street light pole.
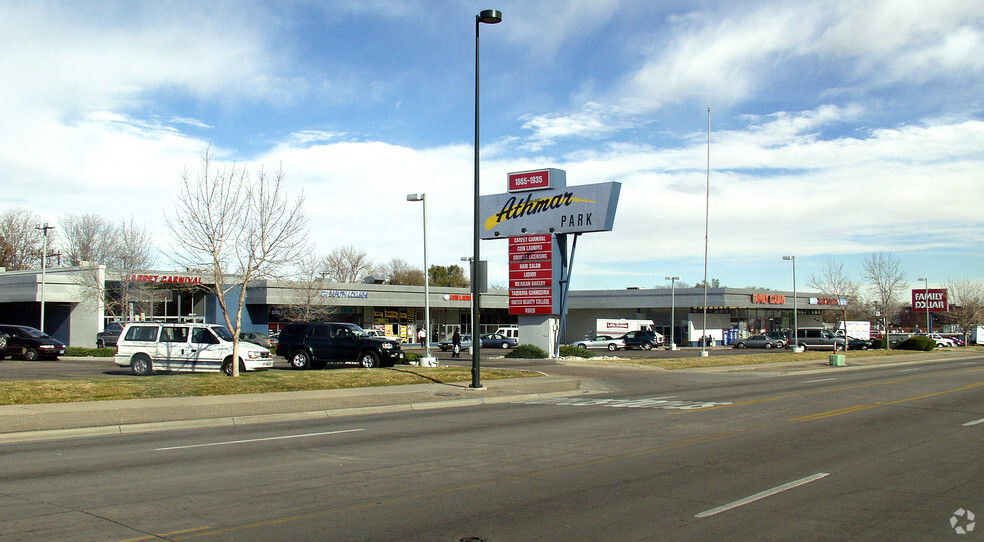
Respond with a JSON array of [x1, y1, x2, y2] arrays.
[[783, 255, 798, 351], [918, 277, 929, 334], [665, 276, 680, 351], [36, 222, 55, 332], [472, 9, 501, 389], [700, 106, 710, 357], [407, 193, 434, 365]]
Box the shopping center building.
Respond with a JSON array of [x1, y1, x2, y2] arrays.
[[0, 266, 845, 348]]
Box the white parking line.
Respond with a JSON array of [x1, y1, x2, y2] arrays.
[[962, 418, 984, 427], [155, 428, 365, 451], [801, 378, 836, 383], [695, 473, 830, 518]]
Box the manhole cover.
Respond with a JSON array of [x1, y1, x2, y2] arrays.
[[460, 537, 487, 542]]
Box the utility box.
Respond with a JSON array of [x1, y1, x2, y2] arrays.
[[829, 354, 846, 367]]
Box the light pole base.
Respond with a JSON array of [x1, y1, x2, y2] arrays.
[[667, 344, 678, 351], [698, 350, 709, 357], [791, 346, 805, 353], [418, 356, 438, 367]]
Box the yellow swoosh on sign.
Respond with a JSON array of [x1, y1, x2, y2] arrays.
[[485, 196, 595, 230]]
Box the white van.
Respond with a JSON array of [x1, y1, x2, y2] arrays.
[[495, 326, 519, 342], [114, 322, 274, 376]]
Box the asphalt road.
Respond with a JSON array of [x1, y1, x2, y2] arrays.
[[2, 353, 983, 540]]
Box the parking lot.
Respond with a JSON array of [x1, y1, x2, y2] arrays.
[[0, 344, 783, 381]]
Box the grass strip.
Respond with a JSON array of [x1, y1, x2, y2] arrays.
[[0, 366, 537, 406]]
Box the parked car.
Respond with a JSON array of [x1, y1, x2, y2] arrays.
[[765, 331, 788, 347], [114, 322, 274, 376], [480, 333, 518, 349], [275, 322, 404, 369], [793, 328, 845, 351], [926, 333, 955, 347], [621, 330, 662, 350], [846, 336, 872, 350], [438, 333, 517, 351], [572, 334, 626, 351], [0, 324, 66, 361], [97, 321, 126, 348], [732, 334, 782, 349], [239, 331, 276, 348]]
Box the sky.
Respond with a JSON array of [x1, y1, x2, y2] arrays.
[[2, 0, 983, 297]]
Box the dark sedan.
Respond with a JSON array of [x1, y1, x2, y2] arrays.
[[732, 334, 782, 349], [0, 324, 67, 360]]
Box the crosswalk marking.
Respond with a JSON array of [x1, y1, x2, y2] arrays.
[[514, 396, 733, 410]]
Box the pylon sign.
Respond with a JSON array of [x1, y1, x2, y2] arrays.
[[479, 174, 621, 240], [483, 168, 621, 316]]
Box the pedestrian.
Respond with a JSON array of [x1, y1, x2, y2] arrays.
[[451, 328, 461, 358], [417, 327, 426, 346]]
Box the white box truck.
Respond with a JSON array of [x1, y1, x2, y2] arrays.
[[597, 318, 656, 335], [969, 326, 984, 346]]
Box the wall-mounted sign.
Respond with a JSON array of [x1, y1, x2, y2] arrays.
[[809, 297, 846, 306], [752, 294, 786, 305], [480, 181, 621, 239], [126, 274, 203, 284], [443, 294, 473, 301], [912, 289, 948, 312], [507, 168, 566, 192], [321, 290, 369, 299]]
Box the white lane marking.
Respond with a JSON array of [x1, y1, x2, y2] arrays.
[[898, 368, 921, 372], [963, 418, 984, 427], [154, 428, 365, 451], [801, 378, 836, 383], [695, 472, 830, 518]]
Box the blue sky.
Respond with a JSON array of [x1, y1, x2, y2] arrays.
[[2, 1, 983, 299]]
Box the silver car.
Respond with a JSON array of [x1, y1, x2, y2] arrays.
[[572, 334, 626, 351]]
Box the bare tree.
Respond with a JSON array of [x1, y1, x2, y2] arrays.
[[68, 217, 157, 324], [946, 279, 984, 333], [384, 258, 424, 286], [167, 149, 308, 376], [278, 254, 338, 321], [0, 208, 46, 270], [323, 246, 377, 283], [60, 213, 116, 264], [861, 252, 907, 323], [808, 257, 866, 320]]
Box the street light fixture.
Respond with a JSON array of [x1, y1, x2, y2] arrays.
[[665, 276, 680, 351], [407, 193, 435, 366], [783, 256, 799, 351], [471, 8, 501, 389], [918, 277, 930, 334]]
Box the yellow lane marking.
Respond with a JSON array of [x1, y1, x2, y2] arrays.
[[120, 526, 210, 542], [684, 366, 984, 414], [793, 380, 984, 421]]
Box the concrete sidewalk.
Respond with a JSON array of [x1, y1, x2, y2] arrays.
[[0, 375, 587, 443]]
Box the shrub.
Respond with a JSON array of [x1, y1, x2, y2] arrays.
[[895, 336, 936, 351], [66, 347, 116, 357], [505, 344, 549, 359], [559, 345, 597, 358], [870, 338, 887, 350], [402, 352, 419, 365]]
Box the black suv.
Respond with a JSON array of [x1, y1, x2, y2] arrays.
[[0, 324, 67, 361], [97, 322, 126, 348], [621, 330, 660, 350], [275, 322, 404, 369]]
